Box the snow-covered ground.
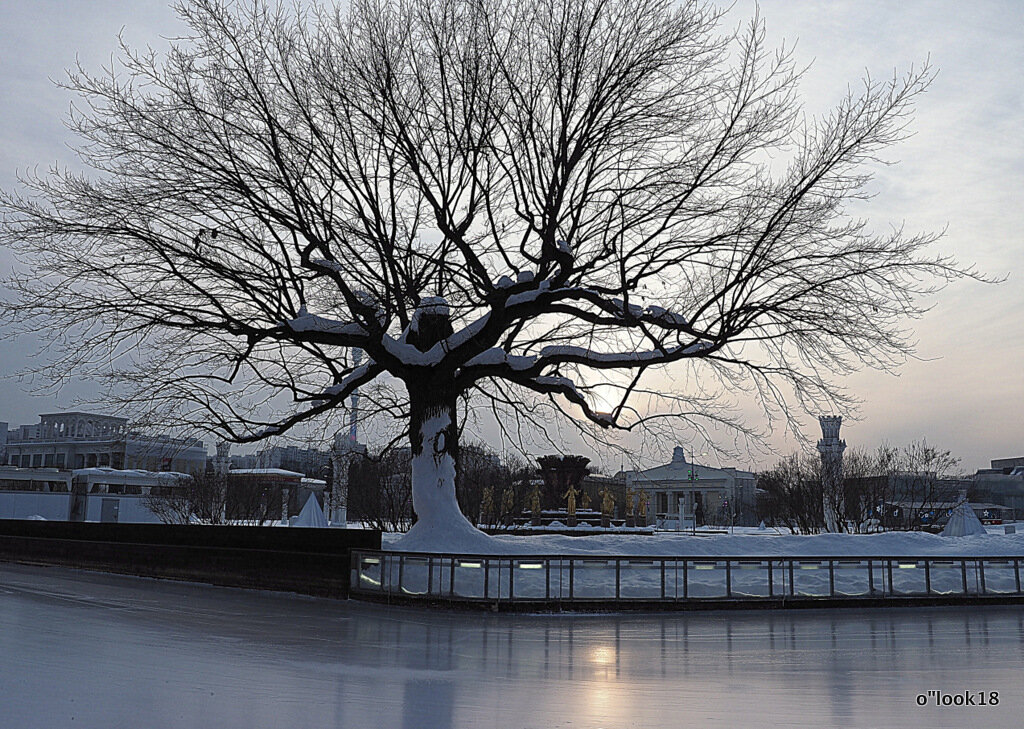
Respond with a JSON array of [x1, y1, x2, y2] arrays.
[[382, 523, 1024, 557]]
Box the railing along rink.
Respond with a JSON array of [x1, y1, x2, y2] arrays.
[[350, 550, 1024, 609]]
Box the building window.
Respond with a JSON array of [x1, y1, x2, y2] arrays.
[[99, 453, 110, 467], [56, 453, 66, 468], [74, 454, 85, 469], [31, 454, 43, 468], [44, 453, 55, 467]]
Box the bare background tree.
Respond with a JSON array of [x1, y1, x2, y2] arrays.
[[756, 453, 824, 534], [144, 469, 226, 525], [758, 439, 965, 533], [348, 447, 414, 532], [1, 0, 972, 546]]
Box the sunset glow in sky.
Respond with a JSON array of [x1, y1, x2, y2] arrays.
[[1, 1, 1020, 473]]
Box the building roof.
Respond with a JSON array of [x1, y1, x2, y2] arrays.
[[629, 446, 754, 486], [72, 467, 191, 482], [228, 468, 304, 478]]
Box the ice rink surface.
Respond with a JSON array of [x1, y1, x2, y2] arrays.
[[1, 562, 1022, 728]]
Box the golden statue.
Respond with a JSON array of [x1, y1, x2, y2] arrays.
[[638, 491, 649, 518], [626, 487, 637, 516], [578, 489, 591, 511], [480, 485, 494, 524], [529, 483, 542, 515], [599, 486, 615, 517], [564, 484, 579, 516], [501, 487, 515, 517]]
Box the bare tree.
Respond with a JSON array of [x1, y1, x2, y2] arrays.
[[763, 440, 965, 533], [348, 447, 414, 532], [224, 474, 281, 525], [756, 453, 824, 534], [1, 0, 971, 547], [873, 440, 964, 530], [144, 469, 227, 524]]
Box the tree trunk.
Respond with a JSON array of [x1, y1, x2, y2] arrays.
[[396, 303, 492, 550]]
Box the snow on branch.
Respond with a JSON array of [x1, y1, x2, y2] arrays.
[[538, 340, 714, 367], [280, 306, 366, 337]]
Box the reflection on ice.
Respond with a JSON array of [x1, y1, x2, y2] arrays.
[[1, 563, 1021, 729]]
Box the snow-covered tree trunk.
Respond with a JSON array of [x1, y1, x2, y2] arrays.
[[397, 300, 491, 549]]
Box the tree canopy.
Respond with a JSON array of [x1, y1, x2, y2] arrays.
[[1, 0, 968, 545]]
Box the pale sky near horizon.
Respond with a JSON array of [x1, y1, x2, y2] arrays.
[[0, 1, 1021, 474]]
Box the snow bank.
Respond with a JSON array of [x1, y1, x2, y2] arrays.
[[383, 527, 1024, 557]]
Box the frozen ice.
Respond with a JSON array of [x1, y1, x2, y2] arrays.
[[1, 563, 1021, 729]]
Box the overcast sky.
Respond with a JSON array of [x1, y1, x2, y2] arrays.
[[0, 1, 1021, 474]]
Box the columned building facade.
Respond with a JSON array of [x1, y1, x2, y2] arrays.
[[627, 446, 756, 527], [3, 412, 206, 473]]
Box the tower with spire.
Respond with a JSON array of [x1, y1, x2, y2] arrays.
[[817, 415, 846, 532]]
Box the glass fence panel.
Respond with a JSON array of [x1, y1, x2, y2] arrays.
[[665, 560, 683, 600], [868, 561, 888, 595], [792, 560, 831, 597], [770, 562, 789, 597], [429, 558, 452, 597], [619, 560, 663, 599], [890, 560, 928, 595], [963, 561, 985, 595], [485, 560, 512, 600], [730, 560, 771, 598], [686, 561, 728, 598], [452, 559, 487, 598], [355, 555, 383, 592], [385, 556, 399, 593], [981, 560, 1020, 594], [400, 556, 430, 595], [550, 561, 572, 601], [927, 560, 964, 595], [513, 560, 548, 599], [832, 560, 872, 597], [572, 559, 619, 599]]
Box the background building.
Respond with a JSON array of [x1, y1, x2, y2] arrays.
[[972, 456, 1024, 520], [626, 447, 756, 528], [255, 445, 331, 479], [3, 412, 206, 473]]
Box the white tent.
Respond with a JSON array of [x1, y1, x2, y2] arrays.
[[291, 492, 329, 528], [941, 497, 986, 537]]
